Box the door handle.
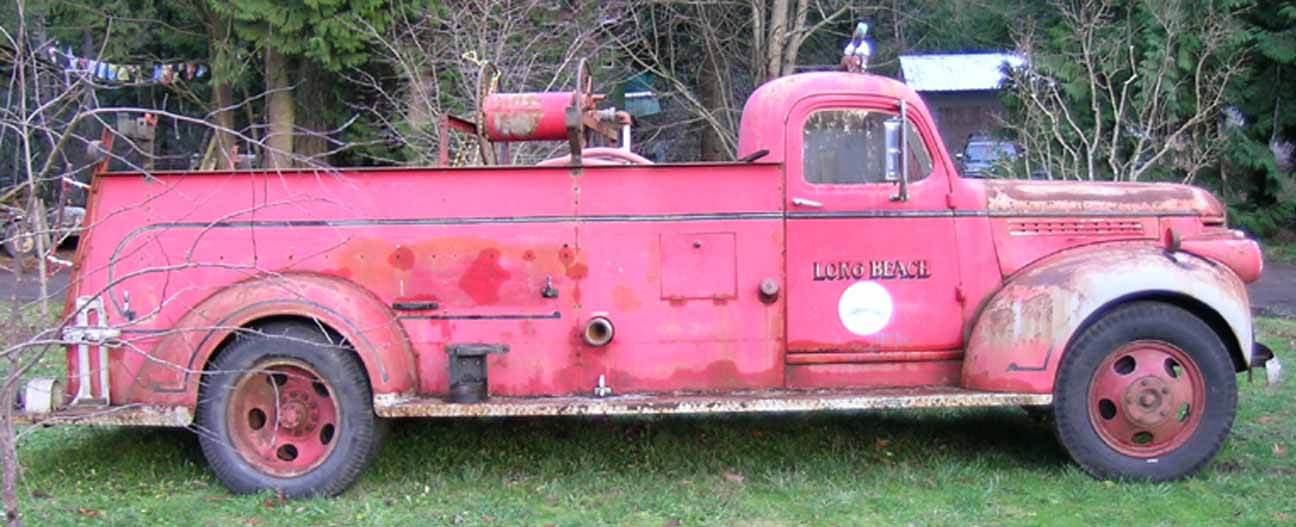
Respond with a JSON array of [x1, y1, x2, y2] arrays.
[[792, 197, 823, 208]]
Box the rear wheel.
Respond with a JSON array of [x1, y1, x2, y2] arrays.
[[196, 322, 383, 497], [1053, 302, 1236, 481]]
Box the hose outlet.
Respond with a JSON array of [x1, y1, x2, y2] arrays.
[[583, 316, 615, 347]]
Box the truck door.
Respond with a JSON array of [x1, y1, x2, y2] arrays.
[[784, 100, 964, 358]]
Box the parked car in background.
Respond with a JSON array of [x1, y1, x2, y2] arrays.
[[958, 137, 1019, 178], [2, 204, 85, 260]]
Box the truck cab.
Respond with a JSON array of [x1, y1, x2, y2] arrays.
[[27, 70, 1278, 497]]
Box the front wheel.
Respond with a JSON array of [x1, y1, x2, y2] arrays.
[[1053, 302, 1237, 481], [196, 322, 383, 497]]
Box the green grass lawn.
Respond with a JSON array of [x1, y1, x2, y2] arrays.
[[9, 318, 1296, 526]]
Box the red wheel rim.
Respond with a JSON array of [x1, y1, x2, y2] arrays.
[[227, 360, 340, 477], [1087, 340, 1205, 457]]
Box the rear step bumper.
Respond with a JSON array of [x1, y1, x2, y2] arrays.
[[14, 404, 193, 428], [374, 387, 1053, 418]]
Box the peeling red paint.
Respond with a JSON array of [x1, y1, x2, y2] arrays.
[[388, 246, 415, 270], [566, 263, 588, 280], [458, 248, 511, 305]]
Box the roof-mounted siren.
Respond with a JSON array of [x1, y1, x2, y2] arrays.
[[842, 21, 872, 73], [469, 58, 635, 166]]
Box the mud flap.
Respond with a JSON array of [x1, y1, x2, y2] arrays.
[[1250, 343, 1282, 385]]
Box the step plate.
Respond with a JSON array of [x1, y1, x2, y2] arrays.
[[375, 387, 1053, 418], [15, 404, 193, 427]]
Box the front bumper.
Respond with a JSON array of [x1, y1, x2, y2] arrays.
[[1253, 343, 1282, 385]]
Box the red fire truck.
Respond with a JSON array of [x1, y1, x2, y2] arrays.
[[22, 63, 1280, 497]]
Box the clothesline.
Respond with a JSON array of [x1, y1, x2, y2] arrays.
[[45, 46, 208, 85]]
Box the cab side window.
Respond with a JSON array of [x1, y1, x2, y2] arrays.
[[802, 109, 933, 185]]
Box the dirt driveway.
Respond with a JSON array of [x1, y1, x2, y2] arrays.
[[1251, 262, 1296, 318], [0, 252, 72, 302]]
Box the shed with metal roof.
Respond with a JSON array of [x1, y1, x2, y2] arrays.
[[898, 52, 1024, 155]]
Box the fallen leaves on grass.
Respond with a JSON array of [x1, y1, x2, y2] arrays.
[[723, 472, 746, 484], [1274, 443, 1287, 457]]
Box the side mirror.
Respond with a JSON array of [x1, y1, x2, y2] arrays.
[[884, 100, 910, 201], [884, 117, 902, 182]]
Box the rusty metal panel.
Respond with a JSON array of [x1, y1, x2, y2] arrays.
[[73, 162, 786, 412], [482, 92, 572, 142], [963, 242, 1253, 394], [15, 404, 192, 427], [373, 387, 1052, 418], [982, 180, 1226, 218], [659, 232, 737, 300], [785, 361, 962, 390]]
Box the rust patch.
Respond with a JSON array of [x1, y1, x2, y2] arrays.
[[15, 404, 192, 427], [984, 180, 1220, 216], [373, 388, 1054, 418], [612, 285, 642, 311], [458, 248, 511, 305], [491, 110, 544, 139], [566, 263, 588, 280], [558, 245, 588, 280], [388, 246, 415, 270]]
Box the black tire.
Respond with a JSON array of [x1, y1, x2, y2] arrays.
[[3, 220, 38, 262], [1053, 302, 1237, 481], [195, 321, 384, 497]]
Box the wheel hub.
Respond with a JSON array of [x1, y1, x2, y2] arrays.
[[1088, 340, 1206, 458], [277, 394, 320, 434], [16, 236, 33, 253], [1123, 376, 1173, 426], [225, 361, 340, 477]]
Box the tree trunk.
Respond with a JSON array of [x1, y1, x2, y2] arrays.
[[1, 379, 21, 527], [208, 13, 238, 170], [264, 42, 295, 169], [294, 61, 332, 166], [698, 47, 727, 161], [765, 0, 790, 80], [780, 0, 809, 76]]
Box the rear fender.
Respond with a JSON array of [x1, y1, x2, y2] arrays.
[[125, 273, 416, 407], [962, 243, 1252, 394]]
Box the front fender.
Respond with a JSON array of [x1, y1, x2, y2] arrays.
[[124, 272, 416, 407], [962, 243, 1252, 394]]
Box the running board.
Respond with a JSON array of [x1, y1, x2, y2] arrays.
[[374, 387, 1053, 418], [15, 404, 193, 427]]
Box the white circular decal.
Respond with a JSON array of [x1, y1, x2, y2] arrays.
[[838, 281, 893, 336]]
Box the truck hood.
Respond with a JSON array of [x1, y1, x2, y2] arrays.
[[982, 180, 1226, 222]]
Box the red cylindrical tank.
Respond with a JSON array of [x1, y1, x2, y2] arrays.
[[482, 92, 573, 141]]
